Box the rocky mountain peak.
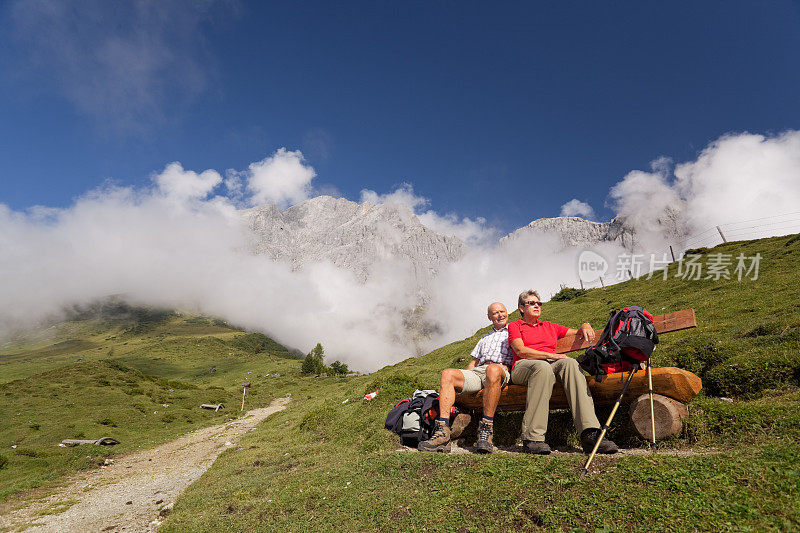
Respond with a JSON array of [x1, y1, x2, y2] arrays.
[[241, 196, 465, 283], [500, 216, 637, 249]]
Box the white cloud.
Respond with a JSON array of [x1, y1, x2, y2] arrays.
[[607, 130, 800, 249], [0, 180, 418, 372], [223, 169, 245, 201], [559, 199, 595, 219], [246, 148, 317, 208], [153, 162, 222, 202], [674, 131, 800, 237], [0, 155, 429, 371], [360, 183, 498, 246], [360, 182, 429, 211], [608, 166, 685, 250], [417, 212, 498, 247]]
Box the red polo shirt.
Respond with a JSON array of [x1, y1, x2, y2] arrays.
[[508, 318, 569, 368]]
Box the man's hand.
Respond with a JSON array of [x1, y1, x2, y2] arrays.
[[579, 323, 595, 342]]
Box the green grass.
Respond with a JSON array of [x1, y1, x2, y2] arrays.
[[0, 313, 300, 501], [159, 374, 800, 532], [159, 234, 800, 532], [3, 234, 800, 530]]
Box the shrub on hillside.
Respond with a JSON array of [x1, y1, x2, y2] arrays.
[[328, 360, 350, 376], [0, 454, 7, 470], [551, 286, 587, 301]]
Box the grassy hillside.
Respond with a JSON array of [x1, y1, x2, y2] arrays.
[[2, 235, 799, 530], [158, 234, 800, 532], [0, 310, 301, 500]]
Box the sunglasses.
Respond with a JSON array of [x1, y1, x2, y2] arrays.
[[524, 301, 542, 307]]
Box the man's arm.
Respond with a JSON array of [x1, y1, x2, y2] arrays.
[[467, 336, 485, 369], [509, 338, 567, 361]]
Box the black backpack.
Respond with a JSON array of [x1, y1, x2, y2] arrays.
[[577, 306, 659, 381], [384, 390, 441, 447]]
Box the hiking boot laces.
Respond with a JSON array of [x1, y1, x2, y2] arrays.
[[475, 419, 494, 453], [418, 420, 451, 452]]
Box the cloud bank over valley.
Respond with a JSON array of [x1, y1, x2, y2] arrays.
[[2, 130, 799, 370]]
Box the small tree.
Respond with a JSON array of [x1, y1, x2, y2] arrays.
[[301, 343, 326, 375], [329, 360, 350, 376]]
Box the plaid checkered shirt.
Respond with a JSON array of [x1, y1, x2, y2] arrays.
[[470, 326, 512, 368]]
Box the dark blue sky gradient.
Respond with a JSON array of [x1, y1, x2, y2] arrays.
[[2, 1, 799, 234]]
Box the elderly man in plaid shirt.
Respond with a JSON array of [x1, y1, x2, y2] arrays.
[[419, 302, 512, 454]]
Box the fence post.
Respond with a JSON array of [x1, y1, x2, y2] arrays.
[[669, 245, 676, 262], [716, 226, 727, 243]]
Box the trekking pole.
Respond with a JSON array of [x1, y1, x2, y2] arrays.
[[579, 368, 637, 480], [647, 360, 656, 448]]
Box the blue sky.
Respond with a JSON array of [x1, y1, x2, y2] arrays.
[[2, 0, 800, 235]]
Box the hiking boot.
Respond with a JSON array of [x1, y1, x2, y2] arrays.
[[449, 412, 472, 439], [580, 428, 619, 455], [475, 418, 494, 454], [521, 440, 551, 455], [418, 420, 451, 452]]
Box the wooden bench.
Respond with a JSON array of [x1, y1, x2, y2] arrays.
[[454, 308, 702, 440]]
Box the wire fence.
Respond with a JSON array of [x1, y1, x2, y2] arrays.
[[575, 210, 800, 290]]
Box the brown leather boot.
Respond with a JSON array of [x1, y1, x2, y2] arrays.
[[418, 420, 451, 452], [580, 428, 619, 454], [475, 418, 494, 454], [521, 440, 551, 455]]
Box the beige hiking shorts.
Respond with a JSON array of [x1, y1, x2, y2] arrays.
[[459, 363, 511, 394]]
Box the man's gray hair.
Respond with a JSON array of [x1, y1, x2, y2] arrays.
[[518, 289, 541, 308]]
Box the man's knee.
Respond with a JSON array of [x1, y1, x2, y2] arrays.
[[485, 364, 504, 383], [561, 357, 580, 370], [556, 357, 582, 376], [441, 368, 461, 385]]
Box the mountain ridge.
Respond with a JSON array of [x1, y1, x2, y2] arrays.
[[242, 195, 465, 283], [241, 196, 649, 285]]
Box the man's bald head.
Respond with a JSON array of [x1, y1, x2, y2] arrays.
[[487, 302, 508, 330]]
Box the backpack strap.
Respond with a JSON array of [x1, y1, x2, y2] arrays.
[[416, 393, 441, 442]]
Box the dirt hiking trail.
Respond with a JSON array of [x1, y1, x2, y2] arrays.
[[0, 397, 289, 532]]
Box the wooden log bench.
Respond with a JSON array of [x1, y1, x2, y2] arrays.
[[455, 308, 702, 440]]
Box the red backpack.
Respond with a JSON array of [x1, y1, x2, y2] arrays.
[[577, 306, 659, 380]]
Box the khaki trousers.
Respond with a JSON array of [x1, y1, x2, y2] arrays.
[[510, 357, 600, 441]]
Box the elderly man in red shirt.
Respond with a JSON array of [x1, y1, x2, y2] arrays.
[[509, 289, 618, 455]]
